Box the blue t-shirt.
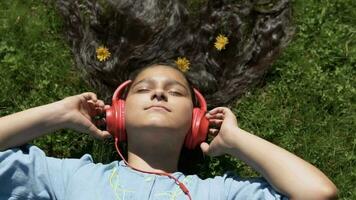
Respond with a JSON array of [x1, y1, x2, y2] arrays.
[[0, 145, 288, 200]]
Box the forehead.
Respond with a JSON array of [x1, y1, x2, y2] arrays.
[[134, 65, 188, 85]]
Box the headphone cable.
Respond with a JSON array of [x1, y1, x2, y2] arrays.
[[114, 138, 192, 200]]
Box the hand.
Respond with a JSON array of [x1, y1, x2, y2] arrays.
[[59, 92, 112, 139], [200, 107, 242, 157]]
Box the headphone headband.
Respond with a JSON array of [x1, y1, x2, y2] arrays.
[[193, 88, 207, 112], [112, 80, 132, 102]]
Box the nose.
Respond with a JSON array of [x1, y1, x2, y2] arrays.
[[151, 89, 167, 101]]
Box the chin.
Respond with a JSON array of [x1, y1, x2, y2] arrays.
[[129, 121, 183, 132], [126, 114, 191, 133], [142, 121, 174, 130]]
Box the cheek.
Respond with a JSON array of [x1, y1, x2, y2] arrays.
[[176, 100, 194, 123], [124, 96, 141, 122]]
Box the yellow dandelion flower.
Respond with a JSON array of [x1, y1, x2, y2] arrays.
[[175, 57, 190, 72], [214, 34, 229, 51], [96, 46, 111, 62]]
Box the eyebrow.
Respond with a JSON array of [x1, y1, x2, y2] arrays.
[[131, 78, 189, 92]]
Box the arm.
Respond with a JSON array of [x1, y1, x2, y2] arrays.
[[0, 92, 111, 151], [201, 107, 338, 200]]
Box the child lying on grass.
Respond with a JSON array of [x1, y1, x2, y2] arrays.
[[0, 65, 337, 199]]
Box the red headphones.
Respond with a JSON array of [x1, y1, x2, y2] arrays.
[[105, 80, 209, 149]]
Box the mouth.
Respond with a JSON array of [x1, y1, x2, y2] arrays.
[[145, 105, 171, 112]]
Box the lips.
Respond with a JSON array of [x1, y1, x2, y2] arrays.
[[145, 105, 171, 112]]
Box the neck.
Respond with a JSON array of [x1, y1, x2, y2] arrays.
[[126, 142, 182, 173]]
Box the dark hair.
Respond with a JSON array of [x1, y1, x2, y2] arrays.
[[56, 0, 294, 174], [56, 0, 294, 108]]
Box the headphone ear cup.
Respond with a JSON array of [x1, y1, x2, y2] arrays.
[[105, 104, 117, 139], [184, 108, 209, 149], [118, 99, 127, 142]]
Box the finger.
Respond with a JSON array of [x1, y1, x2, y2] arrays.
[[87, 124, 112, 139], [209, 119, 223, 127], [95, 100, 105, 107], [94, 100, 106, 115], [200, 142, 220, 157], [87, 100, 105, 116], [81, 92, 97, 102], [86, 100, 96, 109], [208, 107, 235, 117], [206, 112, 223, 119], [208, 107, 238, 125], [102, 131, 113, 139], [200, 142, 211, 155], [208, 113, 224, 120], [84, 101, 97, 116], [87, 100, 97, 109], [209, 128, 219, 136], [208, 107, 226, 115], [94, 107, 105, 116]]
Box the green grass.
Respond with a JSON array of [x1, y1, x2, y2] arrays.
[[0, 0, 355, 199], [0, 0, 94, 158]]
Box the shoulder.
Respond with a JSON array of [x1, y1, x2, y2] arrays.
[[0, 144, 107, 174], [196, 171, 288, 200]]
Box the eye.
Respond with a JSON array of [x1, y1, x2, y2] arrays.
[[136, 88, 150, 93], [168, 90, 183, 96]]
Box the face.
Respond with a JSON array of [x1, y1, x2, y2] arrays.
[[125, 65, 194, 139]]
